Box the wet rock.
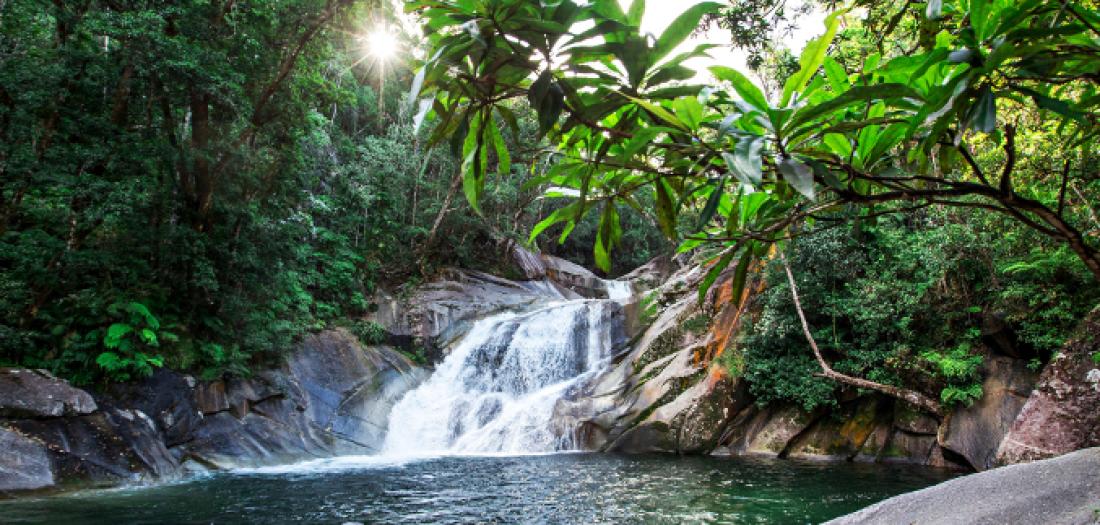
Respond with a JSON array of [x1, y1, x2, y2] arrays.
[[5, 407, 180, 486], [194, 381, 229, 415], [104, 369, 203, 447], [286, 329, 427, 451], [390, 269, 575, 359], [827, 447, 1100, 525], [0, 368, 96, 418], [787, 397, 890, 460], [939, 356, 1037, 470], [745, 405, 819, 456], [997, 309, 1100, 464], [892, 404, 940, 435], [0, 427, 53, 492]]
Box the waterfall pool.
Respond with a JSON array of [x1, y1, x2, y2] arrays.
[[1, 453, 958, 524]]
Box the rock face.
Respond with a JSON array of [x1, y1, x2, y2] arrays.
[[827, 447, 1100, 525], [996, 308, 1100, 464], [0, 427, 54, 492], [0, 329, 424, 494], [370, 269, 577, 361], [0, 369, 97, 418], [938, 356, 1037, 470]]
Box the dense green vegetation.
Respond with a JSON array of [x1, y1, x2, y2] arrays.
[[0, 0, 666, 383], [408, 0, 1098, 414], [740, 208, 1098, 411], [1, 0, 1097, 422]]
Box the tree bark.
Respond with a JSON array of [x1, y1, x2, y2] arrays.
[[778, 250, 945, 417]]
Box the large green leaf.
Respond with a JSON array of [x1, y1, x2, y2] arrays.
[[781, 8, 847, 106], [779, 157, 815, 200], [651, 2, 723, 66], [710, 66, 769, 112]]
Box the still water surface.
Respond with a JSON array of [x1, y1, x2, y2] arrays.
[[1, 453, 957, 524]]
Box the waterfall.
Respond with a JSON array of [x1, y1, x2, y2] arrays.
[[604, 280, 633, 302], [381, 298, 624, 455]]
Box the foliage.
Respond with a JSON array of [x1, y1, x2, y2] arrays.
[[95, 301, 170, 382], [0, 1, 669, 384], [740, 209, 1097, 411], [349, 320, 388, 346], [408, 0, 1100, 301]]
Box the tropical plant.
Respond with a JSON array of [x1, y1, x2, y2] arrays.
[[406, 0, 1099, 414]]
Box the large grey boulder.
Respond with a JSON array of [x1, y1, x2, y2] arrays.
[[177, 329, 426, 469], [0, 427, 53, 492], [0, 368, 96, 418], [827, 447, 1100, 525]]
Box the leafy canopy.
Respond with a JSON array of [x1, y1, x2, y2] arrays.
[[408, 0, 1100, 300]]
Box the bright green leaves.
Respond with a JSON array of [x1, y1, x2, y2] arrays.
[[98, 301, 166, 382], [781, 8, 847, 106], [594, 200, 622, 272], [650, 2, 723, 66], [710, 66, 768, 112]]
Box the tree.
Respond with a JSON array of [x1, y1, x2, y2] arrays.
[[406, 0, 1099, 413]]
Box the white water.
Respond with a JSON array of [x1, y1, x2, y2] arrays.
[[604, 280, 633, 302], [381, 299, 623, 455]]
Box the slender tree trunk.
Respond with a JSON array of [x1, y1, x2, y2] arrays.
[[778, 250, 944, 417]]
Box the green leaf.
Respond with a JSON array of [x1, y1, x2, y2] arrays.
[[782, 8, 847, 106], [723, 135, 764, 186], [779, 157, 815, 200], [104, 323, 133, 349], [487, 116, 511, 176], [710, 66, 769, 112], [698, 249, 735, 305], [655, 178, 678, 239], [651, 2, 723, 66], [965, 84, 997, 133], [695, 179, 726, 231]]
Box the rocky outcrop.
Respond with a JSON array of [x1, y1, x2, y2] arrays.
[[370, 269, 576, 360], [996, 308, 1100, 464], [938, 356, 1037, 470], [827, 447, 1100, 525], [0, 369, 96, 418], [0, 329, 424, 494]]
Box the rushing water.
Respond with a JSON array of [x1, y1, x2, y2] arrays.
[[383, 298, 625, 455], [1, 281, 960, 523], [0, 453, 958, 524]]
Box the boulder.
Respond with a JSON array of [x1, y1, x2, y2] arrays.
[[103, 369, 203, 447], [0, 368, 96, 418], [827, 447, 1100, 525], [939, 356, 1037, 470], [0, 427, 53, 492], [997, 309, 1100, 464], [745, 405, 819, 456], [285, 329, 427, 450], [177, 329, 426, 468], [4, 406, 180, 487]]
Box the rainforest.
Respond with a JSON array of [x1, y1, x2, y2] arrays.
[[1, 0, 1098, 523]]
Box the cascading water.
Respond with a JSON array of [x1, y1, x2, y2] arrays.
[[381, 290, 627, 455]]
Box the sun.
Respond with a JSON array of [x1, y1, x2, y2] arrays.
[[366, 26, 398, 61]]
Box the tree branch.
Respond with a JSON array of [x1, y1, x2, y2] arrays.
[[778, 249, 944, 417]]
